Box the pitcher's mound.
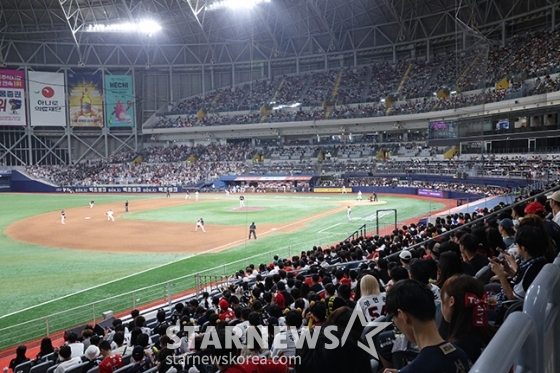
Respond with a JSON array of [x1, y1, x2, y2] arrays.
[[228, 206, 265, 212]]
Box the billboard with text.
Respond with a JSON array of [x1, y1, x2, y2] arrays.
[[0, 69, 26, 126], [28, 71, 67, 127], [104, 75, 135, 127]]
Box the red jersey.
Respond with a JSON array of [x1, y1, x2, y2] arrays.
[[99, 354, 123, 373], [219, 308, 236, 322], [223, 360, 287, 373]]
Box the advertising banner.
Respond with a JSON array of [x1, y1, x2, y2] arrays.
[[417, 189, 444, 198], [0, 69, 26, 126], [68, 72, 104, 127], [28, 71, 67, 127], [104, 75, 135, 127]]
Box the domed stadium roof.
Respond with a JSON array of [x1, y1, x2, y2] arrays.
[[0, 0, 553, 66]]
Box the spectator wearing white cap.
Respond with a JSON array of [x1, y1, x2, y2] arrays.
[[547, 191, 560, 226], [82, 345, 101, 373], [399, 250, 412, 269]]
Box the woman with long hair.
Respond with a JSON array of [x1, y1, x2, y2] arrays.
[[9, 346, 30, 373], [355, 274, 386, 321], [36, 337, 54, 361], [441, 274, 496, 363], [434, 251, 464, 288]]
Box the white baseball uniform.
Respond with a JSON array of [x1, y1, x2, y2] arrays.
[[107, 210, 115, 222], [195, 218, 206, 232]]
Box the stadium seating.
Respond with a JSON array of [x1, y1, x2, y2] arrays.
[[471, 259, 560, 372]]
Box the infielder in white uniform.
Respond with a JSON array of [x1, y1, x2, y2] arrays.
[[357, 191, 362, 201], [195, 191, 199, 201], [61, 209, 66, 224], [239, 195, 245, 207], [195, 218, 206, 232], [347, 206, 352, 221], [185, 191, 190, 200], [342, 185, 347, 194], [107, 209, 115, 222], [89, 200, 94, 208]]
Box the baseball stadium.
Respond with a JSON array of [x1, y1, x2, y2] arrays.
[[1, 0, 560, 372]]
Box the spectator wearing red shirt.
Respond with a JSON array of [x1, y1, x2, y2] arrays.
[[98, 341, 123, 373], [218, 299, 235, 322]]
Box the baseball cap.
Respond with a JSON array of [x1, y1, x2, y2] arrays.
[[84, 345, 100, 360], [548, 191, 560, 203], [132, 346, 144, 361], [524, 201, 546, 215], [219, 299, 229, 310], [399, 250, 412, 261], [499, 218, 514, 230]]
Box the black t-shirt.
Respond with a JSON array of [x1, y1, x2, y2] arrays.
[[466, 253, 489, 274], [453, 333, 486, 363], [400, 342, 472, 373]]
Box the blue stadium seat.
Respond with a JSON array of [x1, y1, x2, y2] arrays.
[[14, 360, 33, 373], [64, 362, 88, 373], [29, 361, 54, 373], [471, 263, 560, 372]]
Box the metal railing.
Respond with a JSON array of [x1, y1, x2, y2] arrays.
[[345, 224, 367, 242], [0, 238, 319, 350]]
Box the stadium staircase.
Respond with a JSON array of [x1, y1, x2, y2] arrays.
[[361, 66, 374, 102], [443, 145, 459, 159], [420, 57, 447, 97], [299, 74, 313, 102], [324, 70, 344, 119], [456, 50, 486, 91], [259, 78, 286, 123]]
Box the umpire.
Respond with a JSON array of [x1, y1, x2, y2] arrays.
[[249, 222, 257, 239]]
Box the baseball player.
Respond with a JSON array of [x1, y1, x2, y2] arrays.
[[249, 222, 257, 240], [342, 185, 347, 194], [239, 195, 245, 207], [195, 191, 199, 201], [185, 191, 190, 200], [107, 209, 115, 222], [347, 206, 352, 221], [125, 200, 129, 212], [195, 217, 206, 232], [166, 188, 171, 198], [89, 200, 94, 209], [225, 188, 230, 197], [373, 191, 378, 202], [61, 209, 66, 225], [357, 191, 362, 201]]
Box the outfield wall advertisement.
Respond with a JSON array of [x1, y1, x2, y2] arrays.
[[68, 72, 104, 127], [104, 75, 135, 127], [0, 69, 26, 126], [28, 71, 67, 127]]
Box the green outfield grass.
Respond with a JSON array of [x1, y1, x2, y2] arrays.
[[0, 192, 443, 349]]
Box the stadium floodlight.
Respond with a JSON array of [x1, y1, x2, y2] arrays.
[[83, 20, 162, 35], [206, 0, 271, 11]]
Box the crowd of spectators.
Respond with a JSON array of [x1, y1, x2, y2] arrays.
[[318, 177, 508, 196], [26, 143, 254, 187], [10, 181, 560, 373], [149, 28, 560, 130]]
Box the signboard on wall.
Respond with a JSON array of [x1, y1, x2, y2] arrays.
[[0, 69, 26, 126], [417, 189, 444, 198], [68, 72, 104, 127], [104, 75, 135, 127], [28, 71, 67, 127]]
